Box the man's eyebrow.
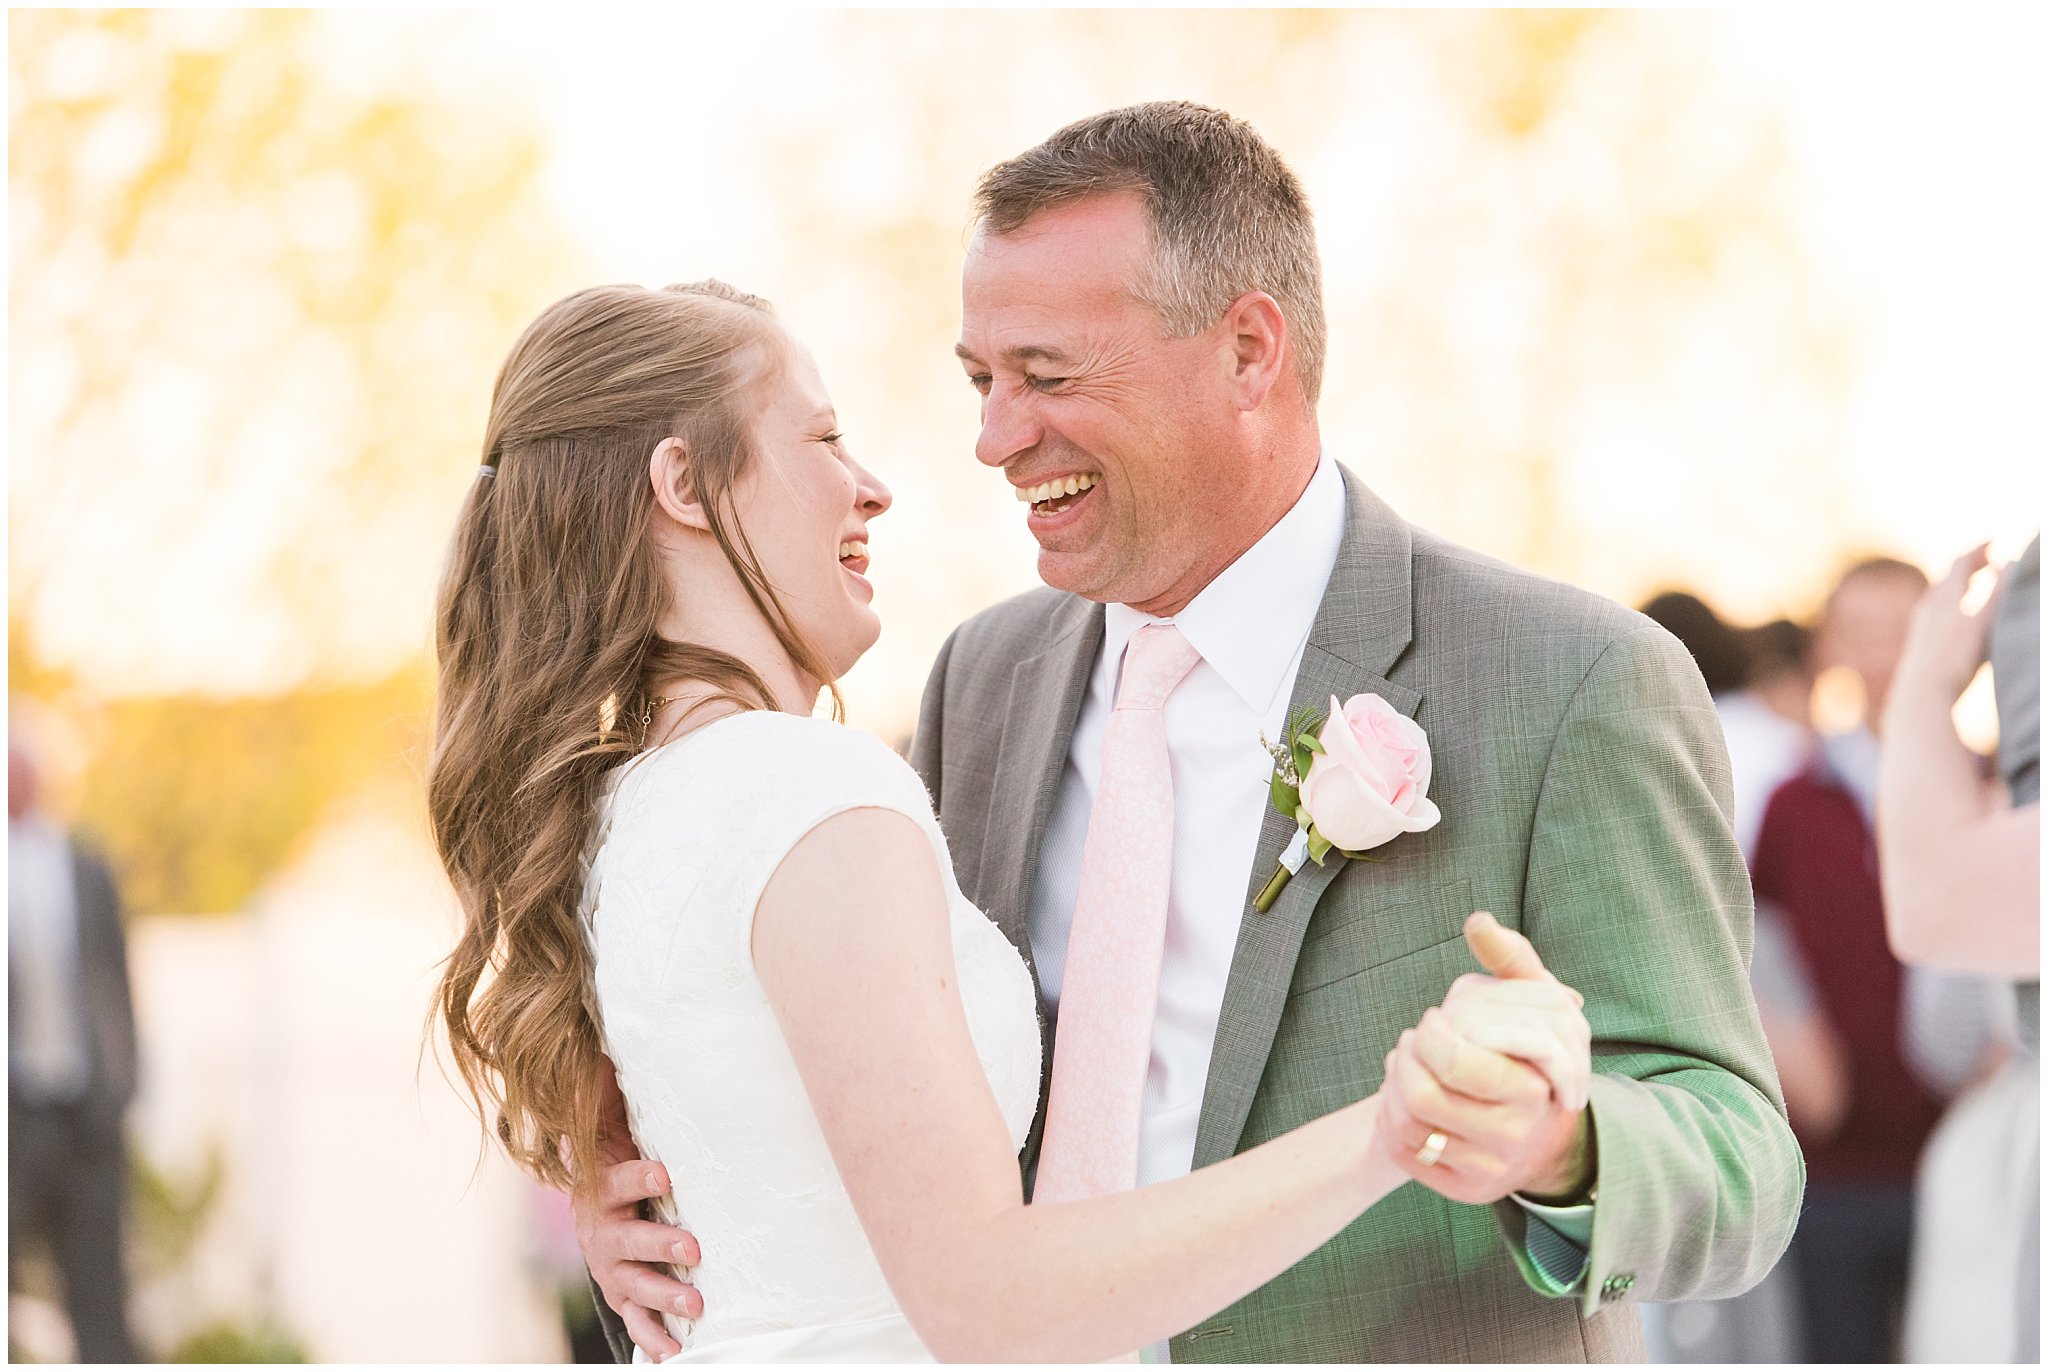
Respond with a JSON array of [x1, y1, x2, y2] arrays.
[[953, 342, 1076, 366]]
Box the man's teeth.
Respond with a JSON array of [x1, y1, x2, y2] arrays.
[[838, 540, 868, 560], [1014, 473, 1102, 504]]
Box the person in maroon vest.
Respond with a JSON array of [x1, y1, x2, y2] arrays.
[[1752, 556, 1945, 1363]]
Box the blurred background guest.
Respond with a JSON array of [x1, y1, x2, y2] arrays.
[[1639, 591, 1750, 695], [1723, 618, 1819, 858], [1751, 556, 1946, 1363], [1878, 536, 2041, 1362], [9, 717, 142, 1363], [1897, 964, 2029, 1362]]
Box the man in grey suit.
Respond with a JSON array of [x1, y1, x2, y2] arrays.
[[9, 722, 142, 1363], [582, 102, 1800, 1361]]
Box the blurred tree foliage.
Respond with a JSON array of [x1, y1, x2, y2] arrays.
[[9, 10, 575, 912], [74, 669, 433, 917], [166, 1323, 309, 1364], [130, 1145, 227, 1284], [10, 10, 584, 692], [8, 605, 431, 913]]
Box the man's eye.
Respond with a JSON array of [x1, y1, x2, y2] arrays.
[[1026, 375, 1068, 392], [966, 374, 992, 395]]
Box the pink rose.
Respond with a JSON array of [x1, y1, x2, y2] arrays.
[[1296, 693, 1441, 852]]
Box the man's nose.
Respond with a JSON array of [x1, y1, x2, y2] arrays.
[[975, 385, 1040, 470]]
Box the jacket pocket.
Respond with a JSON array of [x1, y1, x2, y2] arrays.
[[1288, 876, 1474, 996]]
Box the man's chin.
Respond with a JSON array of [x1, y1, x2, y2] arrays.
[[1035, 549, 1111, 601], [1037, 549, 1148, 607]]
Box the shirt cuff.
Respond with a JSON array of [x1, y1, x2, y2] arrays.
[[1508, 1194, 1595, 1294]]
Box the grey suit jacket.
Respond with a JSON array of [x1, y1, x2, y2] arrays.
[[906, 468, 1802, 1362], [7, 837, 139, 1124]]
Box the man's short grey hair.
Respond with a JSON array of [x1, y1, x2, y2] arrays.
[[974, 101, 1327, 406]]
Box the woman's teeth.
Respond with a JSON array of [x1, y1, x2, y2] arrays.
[[838, 540, 868, 561], [1017, 472, 1100, 512]]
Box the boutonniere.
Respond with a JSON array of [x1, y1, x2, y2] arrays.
[[1252, 693, 1442, 912]]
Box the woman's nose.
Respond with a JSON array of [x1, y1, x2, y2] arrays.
[[854, 460, 892, 517]]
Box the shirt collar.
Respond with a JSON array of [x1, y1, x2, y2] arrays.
[[1103, 452, 1347, 716]]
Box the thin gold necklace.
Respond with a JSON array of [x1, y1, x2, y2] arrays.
[[640, 694, 681, 732]]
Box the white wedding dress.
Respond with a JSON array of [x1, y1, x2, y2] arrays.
[[581, 711, 1044, 1362]]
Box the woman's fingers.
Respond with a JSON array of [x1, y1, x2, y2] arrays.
[[1412, 1006, 1550, 1105]]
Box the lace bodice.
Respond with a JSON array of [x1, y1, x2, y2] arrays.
[[581, 712, 1043, 1361]]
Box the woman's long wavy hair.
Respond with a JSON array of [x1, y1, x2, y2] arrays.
[[429, 281, 839, 1194]]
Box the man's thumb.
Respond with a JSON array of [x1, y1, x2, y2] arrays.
[[1464, 910, 1553, 982]]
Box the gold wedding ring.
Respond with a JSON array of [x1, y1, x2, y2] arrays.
[[1415, 1131, 1449, 1168]]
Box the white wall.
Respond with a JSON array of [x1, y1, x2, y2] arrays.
[[126, 801, 568, 1361]]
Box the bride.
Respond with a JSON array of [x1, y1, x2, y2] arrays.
[[430, 280, 1450, 1361]]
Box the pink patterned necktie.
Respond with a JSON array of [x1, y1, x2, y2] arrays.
[[1036, 622, 1202, 1207]]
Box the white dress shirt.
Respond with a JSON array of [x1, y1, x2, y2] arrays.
[[8, 816, 92, 1101], [1027, 454, 1347, 1192]]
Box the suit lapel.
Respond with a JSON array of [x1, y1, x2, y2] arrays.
[[1191, 469, 1423, 1168], [980, 597, 1101, 1183], [979, 596, 1103, 990]]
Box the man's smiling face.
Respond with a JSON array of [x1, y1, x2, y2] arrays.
[[956, 192, 1241, 616]]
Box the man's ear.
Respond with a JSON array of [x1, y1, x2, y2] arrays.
[[649, 436, 711, 532], [1220, 290, 1288, 412]]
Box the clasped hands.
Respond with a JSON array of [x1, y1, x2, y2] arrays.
[[1375, 911, 1595, 1205], [576, 910, 1595, 1360]]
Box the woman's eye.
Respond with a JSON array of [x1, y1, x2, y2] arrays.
[[818, 431, 844, 448]]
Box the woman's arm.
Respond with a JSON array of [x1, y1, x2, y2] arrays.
[[1757, 1004, 1849, 1141], [1877, 546, 2041, 977], [754, 807, 1405, 1364], [1747, 904, 1849, 1140]]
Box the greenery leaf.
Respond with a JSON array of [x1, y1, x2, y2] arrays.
[[1269, 774, 1300, 816], [1306, 827, 1335, 865]]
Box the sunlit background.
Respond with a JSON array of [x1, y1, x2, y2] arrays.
[[8, 8, 2044, 1361]]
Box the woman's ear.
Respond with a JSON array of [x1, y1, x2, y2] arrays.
[[649, 436, 711, 532]]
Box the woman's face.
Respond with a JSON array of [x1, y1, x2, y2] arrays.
[[727, 330, 893, 680]]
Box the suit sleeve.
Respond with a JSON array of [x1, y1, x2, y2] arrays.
[[589, 1276, 633, 1363], [1490, 624, 1804, 1314]]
